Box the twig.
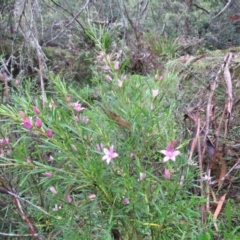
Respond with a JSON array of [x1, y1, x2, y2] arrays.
[[202, 53, 230, 159], [221, 158, 240, 181], [44, 0, 90, 45], [193, 3, 210, 14], [212, 0, 233, 20], [12, 196, 38, 240], [5, 190, 53, 217], [0, 232, 38, 237]]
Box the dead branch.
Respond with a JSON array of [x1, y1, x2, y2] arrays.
[[44, 0, 90, 45], [212, 0, 233, 20]]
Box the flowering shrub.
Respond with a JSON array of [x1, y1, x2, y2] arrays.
[[0, 52, 201, 239]]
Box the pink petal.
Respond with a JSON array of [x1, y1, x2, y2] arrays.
[[106, 158, 111, 164], [160, 150, 167, 155], [102, 155, 108, 160], [103, 148, 110, 155], [109, 145, 114, 152], [163, 156, 170, 162], [173, 150, 181, 157], [112, 153, 119, 158]]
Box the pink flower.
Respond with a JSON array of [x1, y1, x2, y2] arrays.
[[79, 116, 89, 124], [114, 61, 120, 70], [46, 129, 53, 138], [102, 145, 119, 164], [155, 74, 164, 81], [102, 65, 110, 71], [160, 143, 180, 162], [22, 117, 33, 130], [106, 55, 111, 63], [65, 94, 72, 103], [96, 143, 104, 151], [88, 194, 96, 200], [164, 168, 171, 179], [33, 106, 40, 114], [130, 153, 135, 159], [0, 138, 10, 145], [49, 186, 57, 195], [123, 198, 130, 205], [106, 74, 112, 82], [118, 79, 124, 88], [35, 117, 42, 128], [152, 89, 159, 98], [53, 204, 61, 211], [97, 51, 105, 59], [44, 172, 52, 178], [138, 172, 146, 181], [15, 79, 20, 85], [121, 74, 127, 80], [66, 195, 72, 203], [48, 155, 54, 163], [72, 101, 85, 112]]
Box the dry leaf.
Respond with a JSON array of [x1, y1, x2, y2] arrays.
[[213, 193, 226, 230], [109, 111, 131, 130], [98, 103, 131, 130], [216, 153, 227, 188]]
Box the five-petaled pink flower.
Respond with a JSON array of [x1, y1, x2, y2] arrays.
[[72, 101, 85, 112], [102, 145, 119, 164], [160, 143, 180, 162]]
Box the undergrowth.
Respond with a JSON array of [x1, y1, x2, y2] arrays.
[[0, 48, 239, 240]]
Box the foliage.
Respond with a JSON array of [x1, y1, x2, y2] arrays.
[[0, 52, 199, 239], [0, 0, 240, 239]]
